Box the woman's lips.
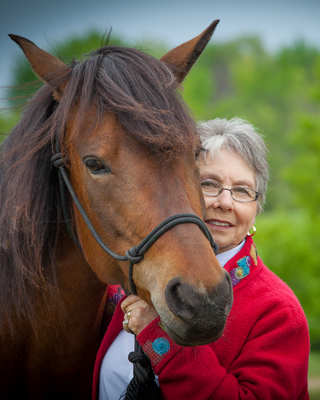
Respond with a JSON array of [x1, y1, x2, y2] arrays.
[[205, 219, 234, 229]]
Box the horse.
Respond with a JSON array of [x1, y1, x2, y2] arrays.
[[0, 20, 233, 399]]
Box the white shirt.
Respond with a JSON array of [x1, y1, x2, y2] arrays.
[[99, 329, 135, 400], [99, 240, 245, 399], [216, 240, 245, 267]]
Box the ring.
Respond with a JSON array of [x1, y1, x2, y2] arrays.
[[126, 311, 131, 319], [123, 318, 129, 325]]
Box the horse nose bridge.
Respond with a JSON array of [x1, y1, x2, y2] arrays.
[[147, 222, 223, 283], [165, 272, 232, 322], [132, 217, 223, 297]]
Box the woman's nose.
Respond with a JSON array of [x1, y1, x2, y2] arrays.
[[206, 189, 234, 211]]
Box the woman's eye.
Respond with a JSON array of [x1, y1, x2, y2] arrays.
[[234, 187, 249, 195], [85, 159, 108, 174], [201, 181, 212, 188], [201, 181, 220, 189]]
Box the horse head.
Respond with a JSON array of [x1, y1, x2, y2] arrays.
[[10, 21, 233, 346]]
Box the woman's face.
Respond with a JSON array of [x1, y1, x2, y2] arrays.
[[198, 149, 258, 254]]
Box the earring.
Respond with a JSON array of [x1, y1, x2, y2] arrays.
[[247, 226, 256, 237]]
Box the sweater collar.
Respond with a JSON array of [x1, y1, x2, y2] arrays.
[[223, 236, 258, 288]]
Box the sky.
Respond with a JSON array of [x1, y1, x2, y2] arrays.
[[1, 0, 320, 107]]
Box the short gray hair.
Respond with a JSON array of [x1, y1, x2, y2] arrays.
[[197, 117, 269, 213]]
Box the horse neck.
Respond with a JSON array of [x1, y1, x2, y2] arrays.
[[55, 233, 108, 332]]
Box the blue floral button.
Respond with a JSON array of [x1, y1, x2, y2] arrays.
[[152, 337, 170, 355]]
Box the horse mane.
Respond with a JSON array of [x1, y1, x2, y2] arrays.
[[0, 43, 198, 334]]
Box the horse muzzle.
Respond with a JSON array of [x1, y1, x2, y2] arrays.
[[159, 269, 233, 346]]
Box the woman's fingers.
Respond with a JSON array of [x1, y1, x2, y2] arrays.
[[121, 295, 141, 313], [121, 295, 159, 335]]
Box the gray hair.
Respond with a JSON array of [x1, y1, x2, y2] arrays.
[[197, 117, 269, 214]]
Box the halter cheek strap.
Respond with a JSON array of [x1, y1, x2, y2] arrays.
[[52, 153, 82, 249], [52, 151, 218, 295]]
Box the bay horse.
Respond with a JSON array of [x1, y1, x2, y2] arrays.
[[0, 20, 232, 399]]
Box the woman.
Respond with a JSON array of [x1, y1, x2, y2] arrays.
[[93, 117, 310, 400]]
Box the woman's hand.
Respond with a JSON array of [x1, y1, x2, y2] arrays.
[[121, 295, 159, 335]]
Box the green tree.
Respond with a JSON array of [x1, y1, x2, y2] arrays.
[[0, 113, 20, 143], [283, 55, 320, 216], [255, 210, 320, 349], [183, 37, 320, 212]]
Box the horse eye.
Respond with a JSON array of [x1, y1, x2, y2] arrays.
[[85, 159, 108, 174]]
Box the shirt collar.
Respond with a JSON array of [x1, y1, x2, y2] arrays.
[[216, 240, 245, 268]]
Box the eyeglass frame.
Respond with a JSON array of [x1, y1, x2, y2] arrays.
[[201, 181, 259, 203]]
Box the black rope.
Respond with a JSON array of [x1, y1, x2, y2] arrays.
[[120, 339, 162, 400], [52, 153, 82, 249], [120, 285, 160, 400], [124, 214, 218, 294]]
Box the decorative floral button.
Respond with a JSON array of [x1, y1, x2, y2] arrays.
[[152, 338, 170, 355], [235, 267, 244, 279]]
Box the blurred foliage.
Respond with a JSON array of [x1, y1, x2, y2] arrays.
[[183, 37, 320, 211], [0, 112, 19, 140], [1, 30, 320, 347], [308, 352, 320, 377], [255, 211, 320, 350]]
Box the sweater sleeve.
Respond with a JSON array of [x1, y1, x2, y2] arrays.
[[137, 304, 309, 400]]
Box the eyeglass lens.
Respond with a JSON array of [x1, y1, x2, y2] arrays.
[[201, 182, 257, 202]]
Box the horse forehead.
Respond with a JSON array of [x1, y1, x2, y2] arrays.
[[69, 112, 126, 153], [67, 111, 195, 179]]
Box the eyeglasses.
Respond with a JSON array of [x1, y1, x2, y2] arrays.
[[201, 181, 259, 203]]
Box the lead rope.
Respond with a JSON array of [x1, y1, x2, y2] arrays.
[[120, 333, 161, 400], [52, 150, 218, 400]]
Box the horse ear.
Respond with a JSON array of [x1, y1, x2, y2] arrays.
[[160, 20, 219, 83], [8, 34, 72, 101]]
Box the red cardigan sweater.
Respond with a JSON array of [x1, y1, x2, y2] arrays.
[[92, 236, 310, 399]]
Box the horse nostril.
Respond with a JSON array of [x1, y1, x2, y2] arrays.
[[165, 274, 233, 323], [165, 277, 195, 320]]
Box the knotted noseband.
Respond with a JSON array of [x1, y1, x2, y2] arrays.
[[52, 151, 218, 295]]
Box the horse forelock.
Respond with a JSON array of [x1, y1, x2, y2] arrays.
[[65, 45, 198, 156]]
